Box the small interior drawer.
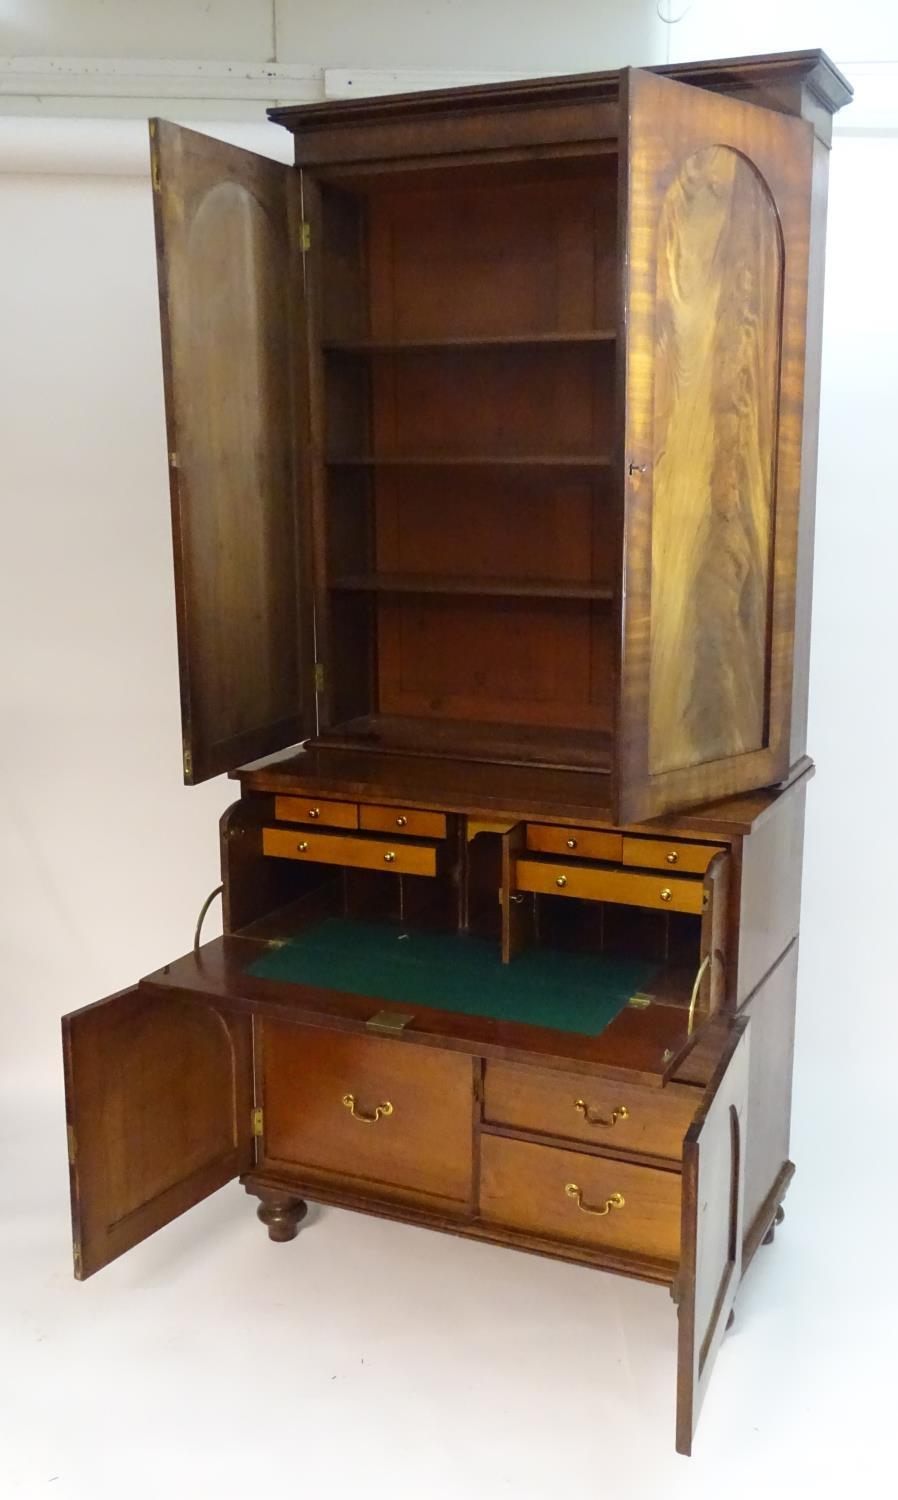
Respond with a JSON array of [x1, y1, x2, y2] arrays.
[[274, 795, 358, 829], [483, 1060, 699, 1161], [621, 836, 722, 875], [480, 1135, 681, 1259], [360, 804, 447, 839], [515, 858, 705, 914], [525, 824, 623, 861], [262, 826, 440, 876], [260, 1022, 473, 1205]]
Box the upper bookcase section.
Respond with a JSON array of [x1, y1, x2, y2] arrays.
[[268, 50, 852, 159]]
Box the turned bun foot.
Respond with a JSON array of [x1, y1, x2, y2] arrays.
[[762, 1203, 786, 1247], [251, 1189, 308, 1242]]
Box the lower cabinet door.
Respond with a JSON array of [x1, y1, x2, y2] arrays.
[[479, 1135, 682, 1261], [62, 987, 253, 1279], [259, 1022, 474, 1208], [676, 1018, 750, 1456]]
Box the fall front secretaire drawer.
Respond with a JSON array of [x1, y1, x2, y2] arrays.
[[259, 1022, 473, 1205], [514, 858, 705, 914], [480, 1135, 681, 1260], [483, 1060, 700, 1161], [262, 826, 440, 876]]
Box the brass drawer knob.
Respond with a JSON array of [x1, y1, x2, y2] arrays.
[[566, 837, 577, 849], [308, 808, 320, 819], [660, 887, 672, 902], [666, 850, 678, 864], [384, 851, 396, 863], [298, 841, 309, 852], [396, 815, 408, 827], [574, 1100, 629, 1129], [342, 1093, 393, 1124], [555, 875, 567, 888], [565, 1184, 625, 1217]]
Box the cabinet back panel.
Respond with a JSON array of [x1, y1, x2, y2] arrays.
[[369, 346, 612, 456], [378, 596, 612, 730], [367, 170, 617, 338]]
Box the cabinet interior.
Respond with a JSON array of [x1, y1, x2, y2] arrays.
[[313, 150, 620, 773], [233, 809, 711, 1054]]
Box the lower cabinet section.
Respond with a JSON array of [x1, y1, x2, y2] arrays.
[[479, 1134, 682, 1260], [259, 1021, 475, 1208]]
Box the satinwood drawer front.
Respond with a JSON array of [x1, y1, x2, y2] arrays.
[[261, 1023, 473, 1205], [480, 1135, 681, 1259], [262, 826, 440, 876], [274, 795, 358, 829], [483, 1061, 699, 1162], [359, 803, 447, 839], [621, 836, 722, 875], [525, 824, 623, 861], [515, 858, 705, 914]]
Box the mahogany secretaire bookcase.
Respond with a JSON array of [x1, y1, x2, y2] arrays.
[[61, 51, 851, 1453]]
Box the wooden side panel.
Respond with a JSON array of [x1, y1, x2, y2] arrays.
[[150, 119, 308, 782], [62, 987, 252, 1279], [676, 1020, 749, 1455], [617, 71, 814, 820], [648, 148, 782, 774]]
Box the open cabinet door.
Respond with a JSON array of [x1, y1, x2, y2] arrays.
[[615, 70, 814, 822], [150, 120, 311, 784], [676, 1018, 749, 1454], [62, 987, 252, 1279]]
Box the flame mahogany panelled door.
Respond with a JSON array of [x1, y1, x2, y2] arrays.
[[150, 121, 314, 785], [614, 69, 815, 823]]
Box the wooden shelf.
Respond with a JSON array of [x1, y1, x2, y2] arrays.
[[323, 331, 616, 353], [314, 714, 612, 774], [330, 572, 614, 601], [326, 454, 613, 469]]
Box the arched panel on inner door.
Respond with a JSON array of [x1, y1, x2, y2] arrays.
[[649, 146, 783, 777]]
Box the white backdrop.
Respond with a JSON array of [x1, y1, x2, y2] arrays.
[[2, 12, 897, 1498]]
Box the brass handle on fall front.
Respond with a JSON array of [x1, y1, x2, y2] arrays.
[[574, 1099, 629, 1129], [687, 953, 713, 1036], [297, 841, 309, 852], [565, 1184, 625, 1217], [342, 1093, 393, 1123], [308, 808, 320, 819], [556, 875, 567, 888], [395, 815, 408, 827]]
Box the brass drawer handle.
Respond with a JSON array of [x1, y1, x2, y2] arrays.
[[555, 875, 567, 888], [384, 851, 396, 863], [342, 1093, 393, 1124], [396, 815, 408, 827], [308, 808, 320, 819], [666, 850, 678, 864], [660, 887, 672, 902], [565, 1184, 625, 1217], [566, 836, 577, 849], [574, 1099, 629, 1128], [297, 841, 309, 852]]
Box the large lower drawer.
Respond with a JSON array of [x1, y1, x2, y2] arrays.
[[479, 1135, 681, 1259], [483, 1060, 700, 1162], [262, 825, 440, 877], [515, 857, 705, 914], [260, 1023, 473, 1206]]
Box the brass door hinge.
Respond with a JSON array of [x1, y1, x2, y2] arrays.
[[183, 748, 193, 779], [299, 220, 311, 252], [251, 1107, 264, 1138], [67, 1125, 77, 1164], [313, 662, 326, 693], [72, 1239, 83, 1276]]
